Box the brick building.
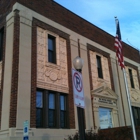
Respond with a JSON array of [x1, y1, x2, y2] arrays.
[[0, 0, 140, 139]]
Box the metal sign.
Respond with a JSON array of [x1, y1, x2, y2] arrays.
[[23, 120, 29, 140], [72, 69, 85, 108]]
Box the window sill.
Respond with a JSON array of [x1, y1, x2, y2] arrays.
[[97, 78, 104, 82], [46, 62, 60, 70], [131, 88, 136, 91]]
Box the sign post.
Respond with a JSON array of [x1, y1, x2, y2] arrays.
[[72, 69, 85, 140], [23, 120, 29, 140]]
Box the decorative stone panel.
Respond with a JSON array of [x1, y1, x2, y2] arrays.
[[133, 69, 139, 90], [37, 27, 68, 93], [125, 66, 140, 103], [89, 50, 111, 90]]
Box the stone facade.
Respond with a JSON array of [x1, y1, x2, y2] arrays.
[[0, 1, 139, 140]]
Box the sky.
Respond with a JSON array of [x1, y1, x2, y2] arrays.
[[54, 0, 140, 51]]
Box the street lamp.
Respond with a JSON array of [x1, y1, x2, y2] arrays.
[[73, 56, 84, 72], [73, 56, 85, 140]]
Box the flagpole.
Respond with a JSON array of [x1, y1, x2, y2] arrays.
[[122, 68, 137, 140], [114, 17, 137, 140]]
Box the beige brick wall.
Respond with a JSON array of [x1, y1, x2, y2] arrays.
[[37, 27, 68, 93]]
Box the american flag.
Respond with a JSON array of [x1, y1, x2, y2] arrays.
[[114, 19, 125, 69]]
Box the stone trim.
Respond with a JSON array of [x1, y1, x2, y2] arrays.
[[87, 43, 110, 58], [30, 18, 75, 128], [0, 19, 6, 129], [125, 61, 138, 70]]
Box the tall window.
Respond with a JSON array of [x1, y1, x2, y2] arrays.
[[60, 95, 67, 128], [36, 91, 43, 127], [132, 106, 140, 126], [48, 35, 56, 64], [96, 55, 103, 79], [48, 93, 56, 128], [129, 69, 135, 88], [36, 89, 68, 128], [0, 28, 4, 61]]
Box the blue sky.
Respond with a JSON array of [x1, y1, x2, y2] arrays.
[[54, 0, 140, 50]]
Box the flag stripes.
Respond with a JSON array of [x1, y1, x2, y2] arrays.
[[114, 20, 125, 69]]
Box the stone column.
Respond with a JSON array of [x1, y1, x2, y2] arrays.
[[110, 56, 128, 126], [112, 108, 119, 127], [1, 11, 15, 130], [70, 39, 79, 130], [93, 104, 100, 129], [16, 9, 32, 128], [80, 43, 94, 129]]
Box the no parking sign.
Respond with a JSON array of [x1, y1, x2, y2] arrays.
[[72, 69, 85, 108]]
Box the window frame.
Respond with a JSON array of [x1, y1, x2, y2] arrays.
[[48, 92, 56, 128], [128, 69, 135, 88], [48, 35, 56, 64], [36, 90, 43, 128], [60, 94, 67, 128], [36, 89, 68, 129], [96, 55, 103, 79], [46, 31, 59, 65]]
